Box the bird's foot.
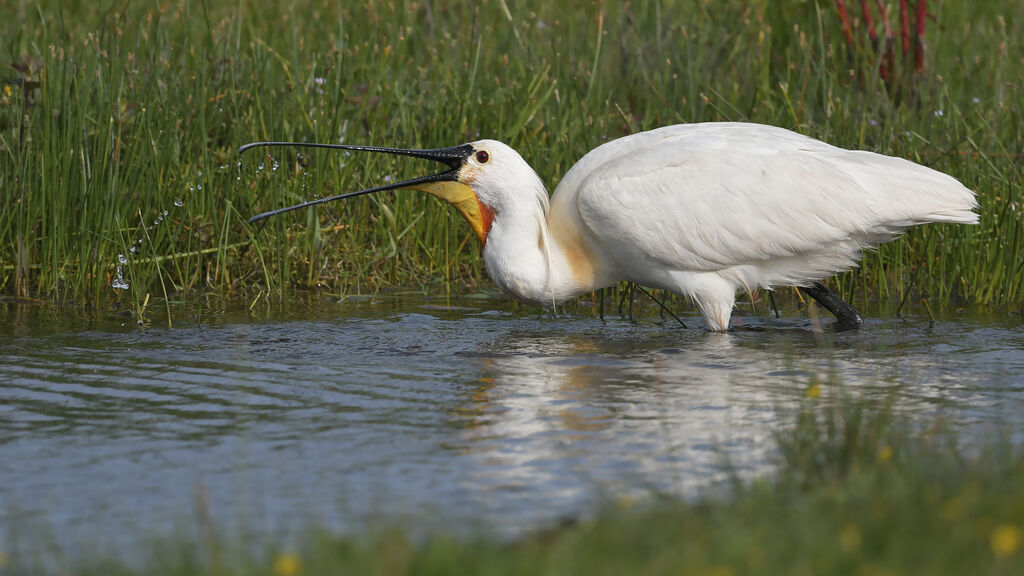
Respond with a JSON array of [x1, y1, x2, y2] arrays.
[[799, 283, 863, 330]]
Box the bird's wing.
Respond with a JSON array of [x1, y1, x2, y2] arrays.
[[569, 124, 976, 274]]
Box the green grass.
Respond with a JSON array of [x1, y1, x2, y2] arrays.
[[2, 0, 1023, 314], [10, 392, 1023, 575]]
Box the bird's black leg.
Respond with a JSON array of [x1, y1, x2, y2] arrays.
[[799, 282, 863, 329]]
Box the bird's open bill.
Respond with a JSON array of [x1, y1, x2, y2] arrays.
[[238, 141, 491, 243]]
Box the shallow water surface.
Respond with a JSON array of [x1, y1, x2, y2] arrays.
[[1, 295, 1023, 551]]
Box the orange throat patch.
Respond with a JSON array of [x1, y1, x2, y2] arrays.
[[407, 180, 494, 247], [477, 198, 495, 246]]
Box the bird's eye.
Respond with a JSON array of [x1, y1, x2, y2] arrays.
[[475, 150, 490, 164]]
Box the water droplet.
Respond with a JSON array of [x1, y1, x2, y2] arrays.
[[174, 198, 184, 207], [163, 210, 169, 216], [112, 265, 130, 290], [153, 219, 159, 226], [189, 185, 195, 191], [158, 214, 164, 221], [272, 160, 280, 172], [219, 164, 229, 170], [257, 162, 265, 171], [130, 245, 137, 254], [197, 184, 202, 190], [118, 253, 128, 264], [236, 161, 242, 168]]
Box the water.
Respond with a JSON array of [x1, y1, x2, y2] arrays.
[[1, 295, 1023, 553]]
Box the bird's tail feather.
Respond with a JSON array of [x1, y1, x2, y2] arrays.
[[926, 209, 980, 225]]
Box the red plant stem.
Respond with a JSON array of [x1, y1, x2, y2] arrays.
[[876, 0, 896, 78], [876, 0, 894, 42], [859, 0, 888, 80], [915, 0, 927, 71], [860, 0, 878, 43], [836, 0, 856, 48], [899, 0, 911, 57]]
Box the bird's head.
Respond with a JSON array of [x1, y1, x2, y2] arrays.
[[240, 138, 544, 246]]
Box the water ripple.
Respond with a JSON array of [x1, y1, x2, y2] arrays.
[[1, 298, 1022, 548]]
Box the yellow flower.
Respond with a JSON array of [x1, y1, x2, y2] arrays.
[[877, 445, 893, 462], [991, 524, 1021, 559], [615, 494, 638, 509], [2, 84, 11, 97], [805, 384, 821, 399], [940, 497, 964, 521], [840, 524, 861, 551], [272, 552, 303, 576]]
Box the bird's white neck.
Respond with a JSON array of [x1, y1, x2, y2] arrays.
[[480, 181, 608, 307]]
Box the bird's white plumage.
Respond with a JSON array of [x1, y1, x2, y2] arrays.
[[568, 124, 974, 283], [467, 123, 978, 331]]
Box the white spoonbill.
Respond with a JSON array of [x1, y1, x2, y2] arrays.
[[241, 122, 979, 331]]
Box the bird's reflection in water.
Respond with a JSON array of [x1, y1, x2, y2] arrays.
[[449, 328, 791, 525], [441, 314, 1015, 531]]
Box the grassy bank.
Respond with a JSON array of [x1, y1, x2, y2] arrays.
[[2, 1, 1022, 312], [6, 396, 1020, 575]]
